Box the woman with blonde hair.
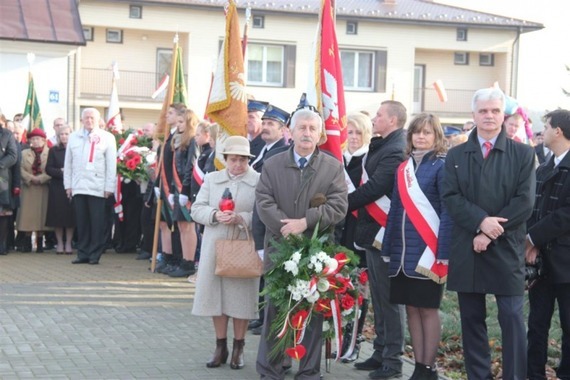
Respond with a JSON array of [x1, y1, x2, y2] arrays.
[[382, 113, 452, 379], [161, 108, 200, 277], [338, 112, 372, 362]]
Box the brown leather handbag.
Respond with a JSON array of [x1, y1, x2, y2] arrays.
[[215, 222, 262, 278]]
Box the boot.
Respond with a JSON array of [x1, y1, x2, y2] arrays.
[[168, 259, 196, 277], [206, 338, 228, 368], [155, 254, 173, 273], [422, 364, 438, 380], [230, 338, 245, 369], [409, 362, 424, 380]]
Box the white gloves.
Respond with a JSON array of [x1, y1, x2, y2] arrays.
[[257, 249, 264, 261], [154, 187, 160, 199], [167, 194, 175, 206], [179, 194, 189, 207]]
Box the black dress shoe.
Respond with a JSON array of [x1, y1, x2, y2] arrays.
[[72, 258, 89, 264], [354, 356, 383, 371], [248, 320, 263, 330], [89, 260, 99, 265]]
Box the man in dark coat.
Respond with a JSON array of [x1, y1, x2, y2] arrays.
[[350, 101, 407, 379], [0, 119, 18, 255], [442, 87, 536, 380], [526, 109, 570, 380], [247, 100, 268, 163], [255, 108, 347, 380]]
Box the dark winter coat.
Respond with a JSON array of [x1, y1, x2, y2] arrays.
[[348, 129, 406, 250], [442, 128, 536, 295], [381, 154, 452, 279], [527, 154, 570, 284], [0, 128, 18, 210]]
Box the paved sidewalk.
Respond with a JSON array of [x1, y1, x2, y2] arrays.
[[0, 252, 442, 379]]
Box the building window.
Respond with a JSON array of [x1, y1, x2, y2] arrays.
[[83, 27, 94, 42], [129, 5, 142, 19], [341, 50, 375, 91], [252, 15, 264, 29], [456, 28, 468, 41], [454, 52, 469, 65], [247, 44, 285, 86], [106, 29, 123, 44], [156, 48, 173, 87], [346, 21, 358, 35], [479, 53, 495, 66]]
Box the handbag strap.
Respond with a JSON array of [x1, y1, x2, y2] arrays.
[[224, 220, 251, 241]]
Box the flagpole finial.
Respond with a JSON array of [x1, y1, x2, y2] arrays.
[[112, 61, 120, 80], [27, 52, 36, 66], [173, 33, 179, 44]]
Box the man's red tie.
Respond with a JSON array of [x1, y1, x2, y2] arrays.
[[483, 141, 493, 159]]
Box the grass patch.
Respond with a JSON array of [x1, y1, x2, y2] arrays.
[[363, 289, 562, 378]]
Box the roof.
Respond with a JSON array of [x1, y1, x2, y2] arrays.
[[120, 0, 543, 33], [0, 0, 86, 46]]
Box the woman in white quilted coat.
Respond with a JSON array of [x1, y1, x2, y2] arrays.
[[191, 136, 260, 371]]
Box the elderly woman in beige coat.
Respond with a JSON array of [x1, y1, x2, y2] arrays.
[[16, 128, 52, 252], [191, 136, 260, 371]]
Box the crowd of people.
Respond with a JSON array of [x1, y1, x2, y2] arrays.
[[0, 87, 569, 380]]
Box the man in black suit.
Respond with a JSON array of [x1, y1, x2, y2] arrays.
[[526, 109, 570, 380], [247, 100, 268, 162], [442, 88, 536, 380]]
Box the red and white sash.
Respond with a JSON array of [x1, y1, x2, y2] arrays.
[[361, 167, 391, 250], [397, 158, 447, 284], [193, 164, 205, 187]]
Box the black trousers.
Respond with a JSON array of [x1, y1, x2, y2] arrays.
[[528, 280, 570, 380], [140, 203, 155, 254], [73, 195, 107, 262], [114, 181, 142, 251], [458, 292, 526, 380]]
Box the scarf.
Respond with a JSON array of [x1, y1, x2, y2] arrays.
[[411, 149, 431, 168], [31, 147, 44, 176], [343, 145, 369, 165]]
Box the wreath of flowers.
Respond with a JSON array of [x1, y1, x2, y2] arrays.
[[263, 227, 362, 361], [114, 129, 155, 183]]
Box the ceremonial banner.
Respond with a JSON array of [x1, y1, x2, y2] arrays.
[[106, 62, 123, 132], [307, 0, 347, 161], [22, 72, 44, 132], [206, 0, 247, 169]]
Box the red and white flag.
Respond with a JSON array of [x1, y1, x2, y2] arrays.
[[151, 74, 169, 99], [106, 62, 123, 132], [307, 0, 347, 161]]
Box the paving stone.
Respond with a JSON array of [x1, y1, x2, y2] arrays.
[[0, 252, 449, 379]]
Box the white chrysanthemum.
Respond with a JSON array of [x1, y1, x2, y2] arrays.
[[307, 262, 314, 270], [283, 260, 299, 276], [314, 262, 323, 273], [291, 251, 302, 263], [322, 321, 331, 332], [316, 251, 328, 262], [287, 284, 303, 301]]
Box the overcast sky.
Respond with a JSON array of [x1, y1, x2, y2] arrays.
[[439, 0, 570, 116]]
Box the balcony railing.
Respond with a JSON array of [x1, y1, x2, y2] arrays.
[[415, 87, 475, 117], [80, 68, 187, 102]]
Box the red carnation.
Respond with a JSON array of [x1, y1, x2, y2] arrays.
[[119, 138, 125, 144], [340, 294, 355, 310], [126, 159, 137, 170], [358, 270, 369, 285], [132, 154, 142, 165]]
